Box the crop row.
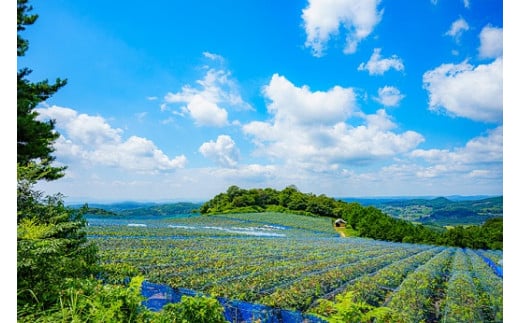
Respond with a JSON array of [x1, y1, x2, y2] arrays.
[[441, 249, 484, 322], [477, 249, 503, 266], [466, 249, 503, 322], [312, 247, 503, 322], [320, 246, 445, 308], [91, 233, 435, 311], [88, 214, 502, 321]]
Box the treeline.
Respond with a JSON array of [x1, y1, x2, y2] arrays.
[[200, 186, 502, 250], [81, 206, 118, 216]]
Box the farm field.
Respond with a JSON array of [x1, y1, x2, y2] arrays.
[[87, 212, 503, 322]]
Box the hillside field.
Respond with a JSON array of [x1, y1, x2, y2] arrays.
[[87, 212, 503, 322]]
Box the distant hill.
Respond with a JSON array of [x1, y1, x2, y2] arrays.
[[339, 196, 502, 226], [72, 202, 203, 216], [73, 194, 502, 226]]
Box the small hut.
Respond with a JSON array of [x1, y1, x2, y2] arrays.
[[334, 218, 347, 228]]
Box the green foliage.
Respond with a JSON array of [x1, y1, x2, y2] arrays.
[[17, 274, 229, 323], [59, 276, 146, 323], [17, 166, 100, 311], [17, 0, 38, 57], [311, 292, 392, 323], [98, 263, 141, 285], [17, 0, 67, 180], [443, 217, 502, 250], [155, 295, 228, 323], [18, 276, 149, 323]]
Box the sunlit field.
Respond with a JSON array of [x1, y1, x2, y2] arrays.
[[87, 212, 503, 322]]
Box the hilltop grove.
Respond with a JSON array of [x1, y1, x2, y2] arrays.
[[200, 185, 502, 250]]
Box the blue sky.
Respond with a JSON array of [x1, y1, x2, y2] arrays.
[[16, 0, 505, 203]]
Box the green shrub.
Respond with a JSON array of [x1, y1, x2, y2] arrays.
[[154, 294, 228, 323], [311, 291, 392, 323], [18, 277, 150, 322]]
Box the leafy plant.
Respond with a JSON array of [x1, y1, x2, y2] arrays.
[[17, 165, 99, 312], [154, 295, 227, 323], [312, 291, 392, 323]]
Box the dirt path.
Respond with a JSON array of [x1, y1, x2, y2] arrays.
[[334, 227, 346, 237]]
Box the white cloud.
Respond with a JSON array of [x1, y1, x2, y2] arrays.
[[478, 25, 503, 59], [423, 58, 503, 122], [358, 48, 404, 75], [36, 106, 121, 146], [180, 94, 229, 127], [163, 55, 252, 127], [329, 126, 503, 195], [35, 105, 187, 173], [203, 51, 225, 62], [262, 74, 357, 125], [243, 75, 424, 171], [301, 0, 383, 57], [199, 135, 240, 168], [374, 86, 404, 107], [411, 126, 502, 177], [445, 17, 469, 43], [35, 122, 502, 202]]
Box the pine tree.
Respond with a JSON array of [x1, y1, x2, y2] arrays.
[[17, 0, 99, 315], [17, 0, 67, 180]]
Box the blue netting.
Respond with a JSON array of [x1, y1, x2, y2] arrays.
[[140, 281, 327, 322], [477, 253, 503, 278]]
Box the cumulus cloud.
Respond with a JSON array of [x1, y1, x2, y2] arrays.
[[36, 105, 187, 173], [301, 0, 383, 57], [199, 135, 240, 168], [243, 74, 424, 171], [411, 126, 502, 177], [262, 74, 357, 125], [478, 25, 503, 59], [374, 86, 404, 107], [358, 48, 404, 75], [445, 17, 469, 43], [422, 58, 502, 122], [334, 126, 503, 196], [163, 54, 252, 127]]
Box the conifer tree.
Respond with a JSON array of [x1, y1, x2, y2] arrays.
[[17, 0, 67, 180], [17, 0, 99, 314]]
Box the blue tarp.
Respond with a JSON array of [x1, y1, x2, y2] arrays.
[[141, 281, 327, 323], [477, 253, 503, 278]]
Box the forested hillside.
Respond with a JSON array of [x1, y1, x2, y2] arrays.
[[370, 196, 502, 225], [200, 185, 502, 250]]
